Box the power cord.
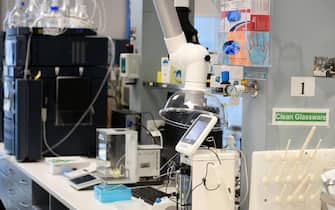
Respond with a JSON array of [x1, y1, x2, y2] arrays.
[[191, 162, 221, 192], [142, 112, 159, 129], [224, 135, 249, 206], [137, 123, 156, 145], [160, 153, 179, 172], [41, 108, 61, 157]]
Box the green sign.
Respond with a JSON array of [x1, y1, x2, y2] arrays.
[[272, 108, 329, 126]]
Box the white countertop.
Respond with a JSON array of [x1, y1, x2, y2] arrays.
[[0, 143, 151, 210]]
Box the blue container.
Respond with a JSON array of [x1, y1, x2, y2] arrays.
[[94, 184, 132, 203], [221, 71, 230, 83]]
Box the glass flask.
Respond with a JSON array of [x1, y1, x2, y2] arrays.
[[159, 89, 225, 131], [25, 0, 41, 27], [7, 0, 27, 28]]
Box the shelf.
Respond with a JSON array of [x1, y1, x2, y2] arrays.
[[143, 81, 181, 90]]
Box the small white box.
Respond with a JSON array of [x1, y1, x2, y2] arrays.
[[161, 57, 171, 83], [45, 156, 90, 175], [120, 53, 140, 79]]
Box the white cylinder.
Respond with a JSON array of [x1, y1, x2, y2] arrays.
[[184, 61, 208, 91]]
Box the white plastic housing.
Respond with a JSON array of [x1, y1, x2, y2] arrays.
[[174, 0, 190, 8]]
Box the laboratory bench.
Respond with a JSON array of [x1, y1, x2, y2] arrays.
[[0, 143, 156, 210]]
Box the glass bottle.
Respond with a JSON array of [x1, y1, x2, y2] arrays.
[[61, 0, 70, 16], [60, 0, 71, 27], [45, 0, 64, 28], [7, 0, 27, 28], [71, 0, 92, 28], [25, 0, 41, 27], [36, 0, 50, 27]]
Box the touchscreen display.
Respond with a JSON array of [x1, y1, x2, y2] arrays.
[[181, 116, 211, 145], [70, 174, 96, 185]]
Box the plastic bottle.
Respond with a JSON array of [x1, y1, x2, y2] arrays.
[[45, 0, 65, 28], [60, 0, 71, 27], [25, 0, 41, 27], [35, 0, 50, 27], [70, 0, 92, 28], [7, 0, 27, 28], [60, 0, 70, 17]]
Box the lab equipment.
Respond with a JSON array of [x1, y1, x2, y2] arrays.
[[68, 174, 101, 190], [60, 0, 70, 17], [249, 127, 333, 210], [313, 56, 335, 77], [175, 0, 199, 44], [137, 145, 161, 178], [111, 109, 141, 131], [15, 79, 42, 162], [44, 0, 65, 28], [7, 0, 27, 28], [153, 0, 225, 157], [94, 184, 132, 203], [0, 32, 4, 142], [63, 163, 97, 179], [175, 114, 218, 157], [45, 156, 90, 175], [36, 0, 50, 27], [321, 169, 335, 210], [131, 187, 169, 205], [4, 28, 109, 159], [179, 149, 238, 210], [120, 53, 140, 79], [96, 128, 138, 184], [25, 0, 40, 27], [160, 89, 225, 131]]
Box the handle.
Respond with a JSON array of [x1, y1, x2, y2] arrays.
[[19, 179, 29, 185], [7, 168, 15, 175], [7, 188, 15, 195], [19, 202, 29, 208]]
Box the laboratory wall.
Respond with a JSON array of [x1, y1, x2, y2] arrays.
[[242, 0, 335, 209], [194, 0, 219, 17]]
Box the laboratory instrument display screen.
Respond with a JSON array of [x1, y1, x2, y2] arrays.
[[181, 116, 212, 145], [70, 174, 97, 185]]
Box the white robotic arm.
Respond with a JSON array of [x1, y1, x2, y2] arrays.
[[153, 0, 210, 91]]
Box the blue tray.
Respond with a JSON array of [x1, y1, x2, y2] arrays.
[[94, 184, 132, 203]]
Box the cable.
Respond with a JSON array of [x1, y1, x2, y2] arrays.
[[154, 171, 177, 179], [98, 0, 107, 34], [24, 35, 32, 79], [238, 148, 249, 205], [203, 162, 221, 191], [185, 176, 193, 203], [166, 164, 176, 192], [208, 148, 222, 165], [41, 108, 61, 157], [115, 155, 125, 168], [222, 145, 249, 205], [142, 112, 159, 129], [90, 0, 97, 22], [191, 162, 221, 193], [42, 122, 61, 157], [206, 136, 217, 148], [160, 153, 178, 171], [139, 124, 156, 145], [42, 36, 115, 154]]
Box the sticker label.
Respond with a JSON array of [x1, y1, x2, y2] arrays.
[[272, 108, 329, 126], [291, 77, 315, 97]]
